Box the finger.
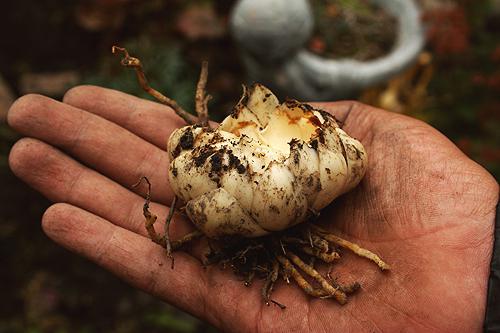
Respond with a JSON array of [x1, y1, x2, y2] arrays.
[[41, 203, 209, 319], [63, 85, 186, 149], [9, 137, 193, 238], [8, 94, 173, 203]]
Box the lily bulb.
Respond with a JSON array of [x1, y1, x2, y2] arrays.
[[167, 84, 367, 238]]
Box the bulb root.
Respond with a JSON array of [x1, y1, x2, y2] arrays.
[[118, 49, 390, 310], [132, 179, 389, 308]]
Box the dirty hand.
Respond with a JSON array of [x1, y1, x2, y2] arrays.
[[8, 86, 498, 332]]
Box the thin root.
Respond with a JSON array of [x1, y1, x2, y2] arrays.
[[310, 233, 329, 253], [198, 225, 387, 307], [286, 252, 347, 304], [301, 246, 340, 263], [262, 260, 285, 309], [164, 196, 178, 269], [281, 267, 291, 284], [276, 255, 337, 301], [244, 269, 256, 287], [262, 260, 278, 302], [311, 225, 390, 270], [326, 270, 361, 295], [340, 282, 361, 294]]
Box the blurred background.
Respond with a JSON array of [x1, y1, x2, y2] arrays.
[[0, 0, 498, 332]]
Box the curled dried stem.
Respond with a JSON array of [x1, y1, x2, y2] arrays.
[[111, 46, 197, 125], [132, 176, 163, 245], [133, 177, 202, 256]]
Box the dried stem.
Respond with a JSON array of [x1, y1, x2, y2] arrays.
[[111, 46, 197, 125], [164, 196, 178, 269], [195, 61, 211, 127], [132, 177, 202, 255], [311, 225, 390, 270], [171, 230, 203, 250], [244, 267, 256, 287]]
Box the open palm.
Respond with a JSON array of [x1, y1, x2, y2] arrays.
[[8, 86, 498, 332]]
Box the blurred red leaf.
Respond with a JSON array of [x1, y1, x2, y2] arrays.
[[176, 4, 225, 41], [491, 45, 500, 62], [472, 73, 486, 85], [423, 4, 470, 55], [75, 0, 129, 31], [325, 4, 339, 18], [471, 72, 500, 91], [309, 36, 326, 54], [486, 72, 500, 91]]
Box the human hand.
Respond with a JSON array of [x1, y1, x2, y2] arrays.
[[8, 86, 498, 332]]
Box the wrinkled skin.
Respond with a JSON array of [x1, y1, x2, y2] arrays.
[[8, 86, 498, 332]]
